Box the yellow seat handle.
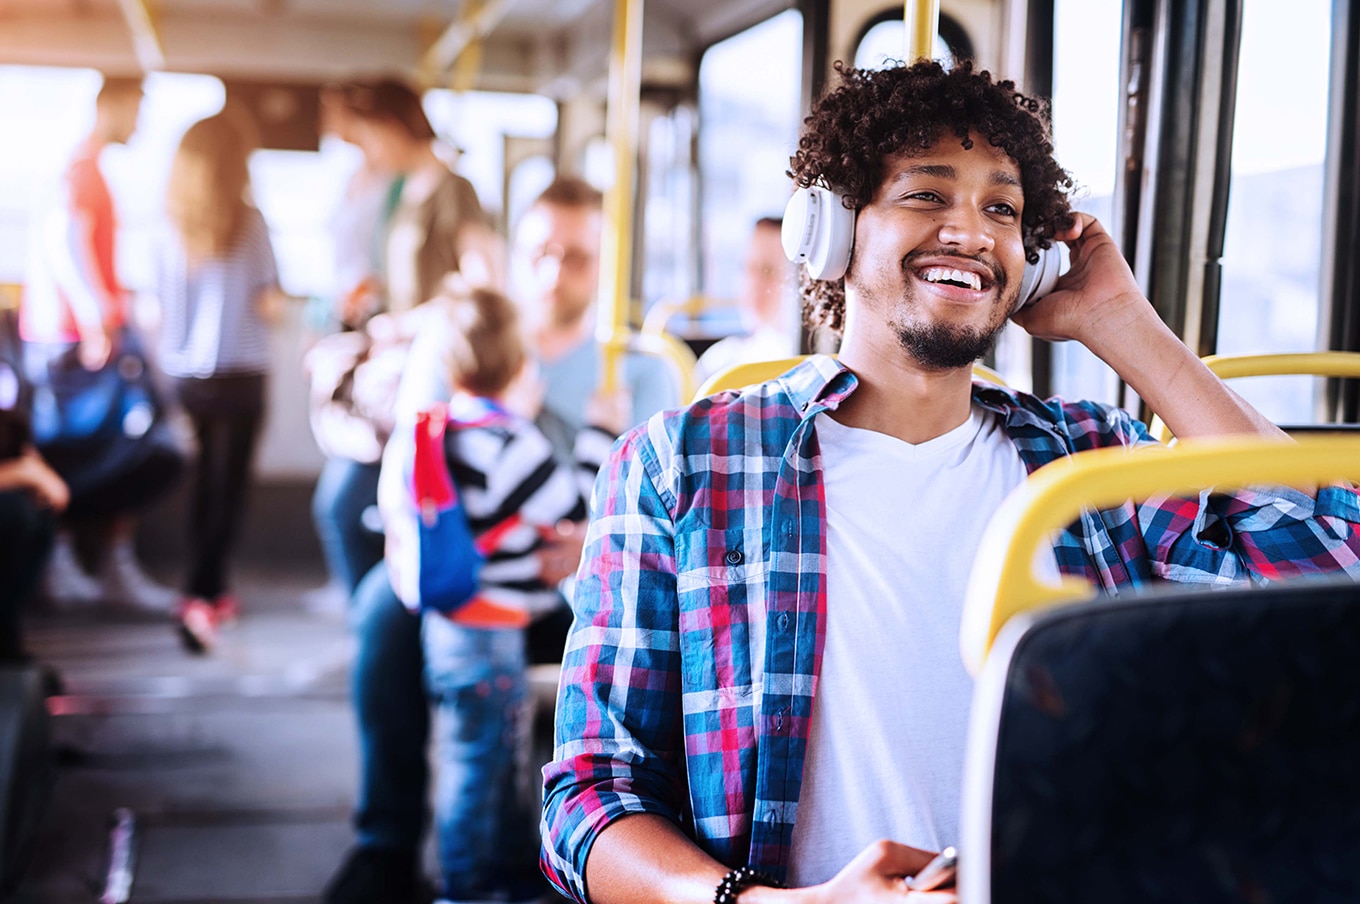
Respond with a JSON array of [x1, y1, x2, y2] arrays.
[[960, 434, 1360, 675], [1150, 352, 1360, 442]]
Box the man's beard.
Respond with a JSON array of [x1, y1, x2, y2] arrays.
[[891, 252, 1016, 370], [894, 318, 1007, 370]]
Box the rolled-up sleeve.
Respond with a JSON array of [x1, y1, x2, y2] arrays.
[[1140, 482, 1360, 584], [540, 427, 689, 902]]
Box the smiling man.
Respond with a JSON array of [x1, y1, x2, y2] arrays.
[[541, 60, 1360, 904]]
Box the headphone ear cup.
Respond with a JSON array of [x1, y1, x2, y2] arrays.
[[782, 186, 856, 281], [1014, 243, 1066, 314]]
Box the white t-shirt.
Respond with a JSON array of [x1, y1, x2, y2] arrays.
[[787, 406, 1054, 887]]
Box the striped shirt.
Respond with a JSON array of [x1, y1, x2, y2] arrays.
[[156, 205, 277, 378], [379, 392, 607, 625], [540, 355, 1360, 901]]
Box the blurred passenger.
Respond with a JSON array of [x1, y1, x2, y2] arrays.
[[693, 216, 799, 384], [320, 176, 654, 904], [319, 81, 398, 332], [155, 111, 286, 654], [310, 76, 499, 602], [378, 283, 603, 904], [0, 405, 66, 663], [512, 176, 671, 455], [20, 75, 177, 612]]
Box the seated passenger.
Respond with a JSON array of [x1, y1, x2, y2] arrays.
[[0, 406, 67, 663], [21, 75, 179, 613], [377, 283, 607, 904], [541, 60, 1360, 904], [694, 216, 799, 384], [511, 176, 674, 454]]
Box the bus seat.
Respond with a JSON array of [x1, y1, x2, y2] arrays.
[[961, 580, 1360, 904], [0, 664, 52, 894], [1150, 352, 1360, 442], [693, 356, 1008, 402], [957, 435, 1360, 903]]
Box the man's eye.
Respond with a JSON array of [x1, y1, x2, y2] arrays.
[[989, 203, 1019, 218], [904, 191, 942, 203]]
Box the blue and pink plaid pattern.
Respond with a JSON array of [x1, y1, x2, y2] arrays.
[[541, 355, 1360, 901]]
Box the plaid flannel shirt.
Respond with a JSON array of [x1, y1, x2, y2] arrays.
[[541, 355, 1360, 901]]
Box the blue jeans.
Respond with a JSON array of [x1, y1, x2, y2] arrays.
[[312, 457, 383, 595], [423, 615, 546, 901], [350, 562, 428, 854]]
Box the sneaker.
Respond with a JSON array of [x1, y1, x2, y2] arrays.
[[176, 598, 217, 654], [212, 593, 241, 626], [323, 847, 423, 904], [42, 534, 102, 609], [100, 539, 177, 614]]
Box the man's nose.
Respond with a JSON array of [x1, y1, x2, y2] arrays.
[[935, 206, 996, 255]]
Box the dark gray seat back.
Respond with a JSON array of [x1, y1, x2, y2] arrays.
[[961, 579, 1360, 904]]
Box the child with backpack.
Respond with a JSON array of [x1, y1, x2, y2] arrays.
[[378, 281, 609, 903]]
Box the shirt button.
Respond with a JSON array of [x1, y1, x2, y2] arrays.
[[777, 612, 790, 632], [724, 549, 743, 566]]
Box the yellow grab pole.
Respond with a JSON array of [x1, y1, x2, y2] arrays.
[[904, 0, 940, 62], [597, 0, 644, 393]]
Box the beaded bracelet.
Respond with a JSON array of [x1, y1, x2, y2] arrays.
[[714, 866, 782, 903]]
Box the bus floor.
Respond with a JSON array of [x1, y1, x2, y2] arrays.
[[12, 565, 379, 904]]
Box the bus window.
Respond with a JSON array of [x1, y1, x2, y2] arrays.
[[0, 68, 225, 293], [1215, 0, 1332, 423], [698, 9, 803, 333], [422, 89, 558, 218], [642, 104, 697, 311], [507, 154, 556, 229], [1037, 0, 1124, 405], [853, 14, 970, 70]]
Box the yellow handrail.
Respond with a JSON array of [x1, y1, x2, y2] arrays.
[[639, 295, 733, 338], [630, 331, 697, 406], [597, 0, 644, 394], [905, 0, 940, 61], [1150, 352, 1360, 442], [960, 434, 1360, 676]]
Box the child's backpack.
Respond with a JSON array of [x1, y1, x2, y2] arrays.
[[411, 401, 522, 616]]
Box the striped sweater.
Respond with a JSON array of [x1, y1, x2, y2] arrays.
[[379, 391, 609, 626]]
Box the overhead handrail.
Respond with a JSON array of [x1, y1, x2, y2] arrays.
[[1149, 351, 1360, 442], [959, 434, 1360, 675], [116, 0, 164, 71]]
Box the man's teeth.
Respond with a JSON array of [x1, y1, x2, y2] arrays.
[[920, 267, 982, 291]]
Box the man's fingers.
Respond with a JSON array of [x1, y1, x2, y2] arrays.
[[849, 839, 938, 878], [905, 890, 959, 903]]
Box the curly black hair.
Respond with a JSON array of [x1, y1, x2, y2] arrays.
[[789, 59, 1075, 335]]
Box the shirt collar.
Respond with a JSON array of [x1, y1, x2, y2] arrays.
[[780, 354, 857, 418], [780, 355, 1065, 438]]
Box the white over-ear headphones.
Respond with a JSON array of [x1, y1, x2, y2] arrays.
[[781, 185, 856, 282], [781, 185, 1066, 313]]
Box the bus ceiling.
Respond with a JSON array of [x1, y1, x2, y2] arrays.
[[0, 0, 795, 97]]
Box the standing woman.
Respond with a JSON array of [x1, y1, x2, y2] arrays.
[[157, 111, 286, 653]]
